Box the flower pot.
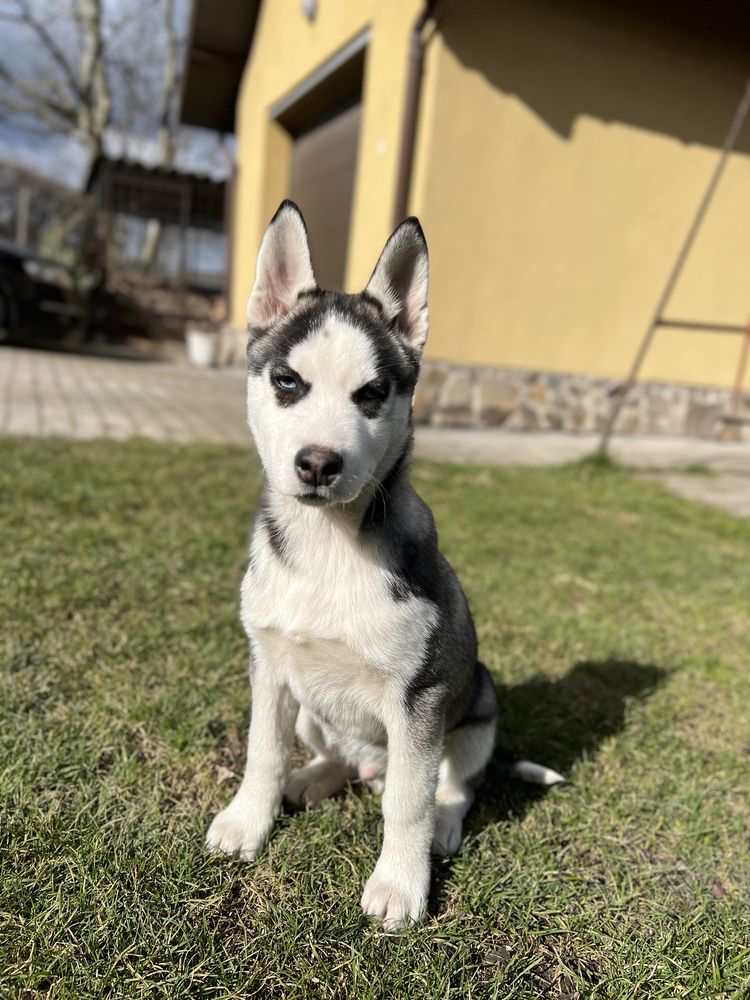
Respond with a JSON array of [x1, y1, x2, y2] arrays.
[[186, 329, 217, 368]]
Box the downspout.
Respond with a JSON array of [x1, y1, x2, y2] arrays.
[[223, 161, 236, 324], [392, 0, 438, 228]]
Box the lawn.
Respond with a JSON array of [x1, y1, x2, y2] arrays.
[[1, 436, 749, 999]]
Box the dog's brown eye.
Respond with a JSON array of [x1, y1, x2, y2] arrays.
[[356, 380, 388, 402], [353, 380, 389, 417]]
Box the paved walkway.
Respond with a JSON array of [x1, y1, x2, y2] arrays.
[[0, 345, 248, 445], [2, 346, 749, 516], [414, 428, 750, 518]]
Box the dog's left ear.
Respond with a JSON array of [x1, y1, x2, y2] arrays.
[[365, 218, 429, 354], [247, 200, 317, 330]]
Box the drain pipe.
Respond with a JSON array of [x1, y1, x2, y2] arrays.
[[392, 0, 438, 228]]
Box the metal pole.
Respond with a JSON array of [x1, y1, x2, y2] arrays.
[[731, 323, 750, 413], [178, 178, 190, 291], [15, 182, 31, 247], [598, 79, 750, 454], [655, 318, 749, 334]]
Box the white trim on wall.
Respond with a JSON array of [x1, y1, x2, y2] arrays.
[[268, 27, 371, 120]]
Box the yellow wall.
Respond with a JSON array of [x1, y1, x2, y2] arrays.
[[411, 0, 750, 389], [232, 0, 750, 391]]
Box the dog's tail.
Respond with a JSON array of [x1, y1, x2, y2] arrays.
[[496, 752, 567, 786]]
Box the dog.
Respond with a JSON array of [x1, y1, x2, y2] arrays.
[[206, 201, 562, 930]]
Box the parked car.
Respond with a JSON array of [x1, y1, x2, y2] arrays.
[[0, 240, 91, 342]]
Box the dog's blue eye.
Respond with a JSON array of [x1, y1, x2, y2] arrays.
[[271, 367, 309, 406]]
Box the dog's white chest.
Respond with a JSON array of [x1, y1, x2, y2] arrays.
[[240, 513, 436, 699]]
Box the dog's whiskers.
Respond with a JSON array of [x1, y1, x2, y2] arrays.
[[364, 472, 389, 525]]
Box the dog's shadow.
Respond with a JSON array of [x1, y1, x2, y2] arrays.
[[428, 658, 667, 914]]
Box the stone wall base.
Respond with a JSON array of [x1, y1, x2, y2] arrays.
[[414, 360, 750, 442]]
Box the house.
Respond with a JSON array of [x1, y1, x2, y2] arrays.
[[85, 134, 230, 340], [86, 138, 228, 293], [180, 0, 750, 439]]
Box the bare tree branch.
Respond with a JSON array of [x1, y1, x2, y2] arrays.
[[0, 59, 78, 127], [0, 0, 190, 170], [156, 0, 178, 166], [107, 0, 160, 37], [11, 0, 82, 104], [74, 0, 110, 155], [0, 98, 72, 138]]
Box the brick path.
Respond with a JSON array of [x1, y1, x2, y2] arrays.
[[0, 346, 249, 445]]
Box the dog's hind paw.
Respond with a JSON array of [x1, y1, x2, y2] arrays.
[[284, 759, 351, 808], [431, 808, 464, 857], [205, 799, 271, 862], [431, 789, 473, 856], [361, 863, 428, 931]]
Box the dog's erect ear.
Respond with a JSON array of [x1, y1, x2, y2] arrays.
[[364, 218, 429, 353], [247, 200, 317, 329]]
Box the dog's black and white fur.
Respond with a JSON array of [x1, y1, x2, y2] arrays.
[[206, 202, 561, 929]]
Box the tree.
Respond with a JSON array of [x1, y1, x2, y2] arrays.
[[0, 0, 185, 166]]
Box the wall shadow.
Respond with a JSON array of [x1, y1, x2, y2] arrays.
[[428, 658, 667, 915], [437, 0, 750, 152]]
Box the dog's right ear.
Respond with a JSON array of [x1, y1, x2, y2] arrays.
[[365, 217, 429, 354], [247, 201, 317, 330]]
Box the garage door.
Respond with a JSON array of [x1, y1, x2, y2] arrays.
[[289, 103, 362, 292]]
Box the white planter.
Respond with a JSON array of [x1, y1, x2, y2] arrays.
[[186, 329, 217, 368]]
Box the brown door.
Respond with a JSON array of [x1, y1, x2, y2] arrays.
[[289, 103, 362, 292]]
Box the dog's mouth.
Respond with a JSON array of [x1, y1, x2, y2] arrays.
[[296, 485, 336, 505], [295, 484, 361, 506], [297, 491, 329, 505]]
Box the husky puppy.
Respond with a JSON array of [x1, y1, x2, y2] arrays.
[[206, 201, 560, 930]]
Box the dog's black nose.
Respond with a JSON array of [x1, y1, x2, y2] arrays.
[[295, 446, 343, 487]]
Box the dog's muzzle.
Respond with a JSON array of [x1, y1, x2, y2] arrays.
[[294, 447, 343, 488]]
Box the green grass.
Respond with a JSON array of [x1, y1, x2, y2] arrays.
[[1, 436, 749, 999]]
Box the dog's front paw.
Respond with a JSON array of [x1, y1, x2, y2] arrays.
[[205, 797, 272, 862], [361, 859, 429, 931]]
